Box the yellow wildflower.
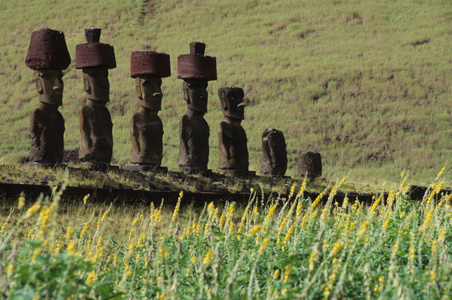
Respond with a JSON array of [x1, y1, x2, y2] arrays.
[[0, 222, 6, 237], [436, 166, 446, 180], [297, 178, 307, 198], [6, 264, 14, 277], [320, 208, 328, 224], [283, 225, 294, 246], [171, 199, 181, 223], [431, 240, 438, 257], [128, 240, 136, 257], [83, 194, 90, 205], [357, 220, 369, 239], [309, 252, 317, 271], [18, 194, 25, 209], [207, 202, 215, 217], [203, 250, 214, 267], [329, 242, 344, 257], [342, 197, 349, 209], [312, 192, 324, 209], [65, 226, 73, 241], [289, 184, 296, 199], [86, 270, 96, 284], [383, 218, 390, 231], [259, 237, 270, 256], [282, 264, 291, 284], [247, 225, 261, 238], [80, 221, 89, 240], [67, 240, 76, 257], [25, 202, 41, 218]]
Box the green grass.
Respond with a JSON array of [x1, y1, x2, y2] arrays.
[[0, 0, 451, 187], [0, 173, 451, 298]]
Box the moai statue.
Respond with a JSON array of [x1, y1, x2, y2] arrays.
[[177, 42, 217, 173], [298, 151, 322, 179], [123, 49, 171, 172], [25, 28, 71, 166], [218, 87, 251, 177], [75, 28, 116, 170], [261, 128, 288, 176]]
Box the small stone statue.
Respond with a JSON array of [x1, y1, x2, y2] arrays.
[[75, 28, 116, 169], [298, 151, 322, 179], [177, 42, 217, 173], [261, 128, 288, 176], [25, 28, 71, 166], [218, 87, 250, 176], [123, 49, 171, 171]]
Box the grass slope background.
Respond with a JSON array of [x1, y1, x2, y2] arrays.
[[0, 0, 451, 187]]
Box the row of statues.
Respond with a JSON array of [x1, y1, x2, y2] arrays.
[[24, 28, 321, 178]]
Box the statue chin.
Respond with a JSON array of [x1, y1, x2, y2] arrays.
[[225, 112, 244, 120], [40, 95, 62, 107], [188, 102, 207, 114], [87, 92, 110, 102], [140, 98, 161, 111]]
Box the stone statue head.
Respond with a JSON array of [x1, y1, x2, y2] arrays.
[[183, 79, 208, 113], [136, 75, 163, 111], [33, 69, 64, 106], [82, 67, 110, 102], [218, 87, 246, 120]]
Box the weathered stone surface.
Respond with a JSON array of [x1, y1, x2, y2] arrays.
[[261, 128, 287, 176], [129, 49, 170, 167], [25, 28, 69, 166], [177, 42, 216, 173], [76, 28, 115, 167], [79, 101, 113, 164], [25, 28, 71, 70], [178, 111, 210, 172], [297, 151, 322, 178], [29, 103, 65, 165], [130, 109, 163, 165], [217, 87, 249, 175]]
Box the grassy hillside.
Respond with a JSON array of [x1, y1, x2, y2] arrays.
[[0, 0, 451, 187]]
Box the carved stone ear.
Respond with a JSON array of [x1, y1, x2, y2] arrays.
[[183, 82, 190, 104], [135, 78, 142, 100], [219, 91, 228, 110], [34, 77, 43, 93], [83, 76, 90, 93]]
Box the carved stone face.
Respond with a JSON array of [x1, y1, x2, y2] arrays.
[[136, 76, 162, 111], [82, 67, 110, 102], [183, 79, 208, 113], [219, 88, 245, 120], [34, 69, 64, 106]]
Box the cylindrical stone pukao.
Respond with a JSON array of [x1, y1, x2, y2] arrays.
[[75, 28, 116, 69], [25, 28, 71, 70], [177, 42, 217, 80], [130, 51, 171, 78]]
